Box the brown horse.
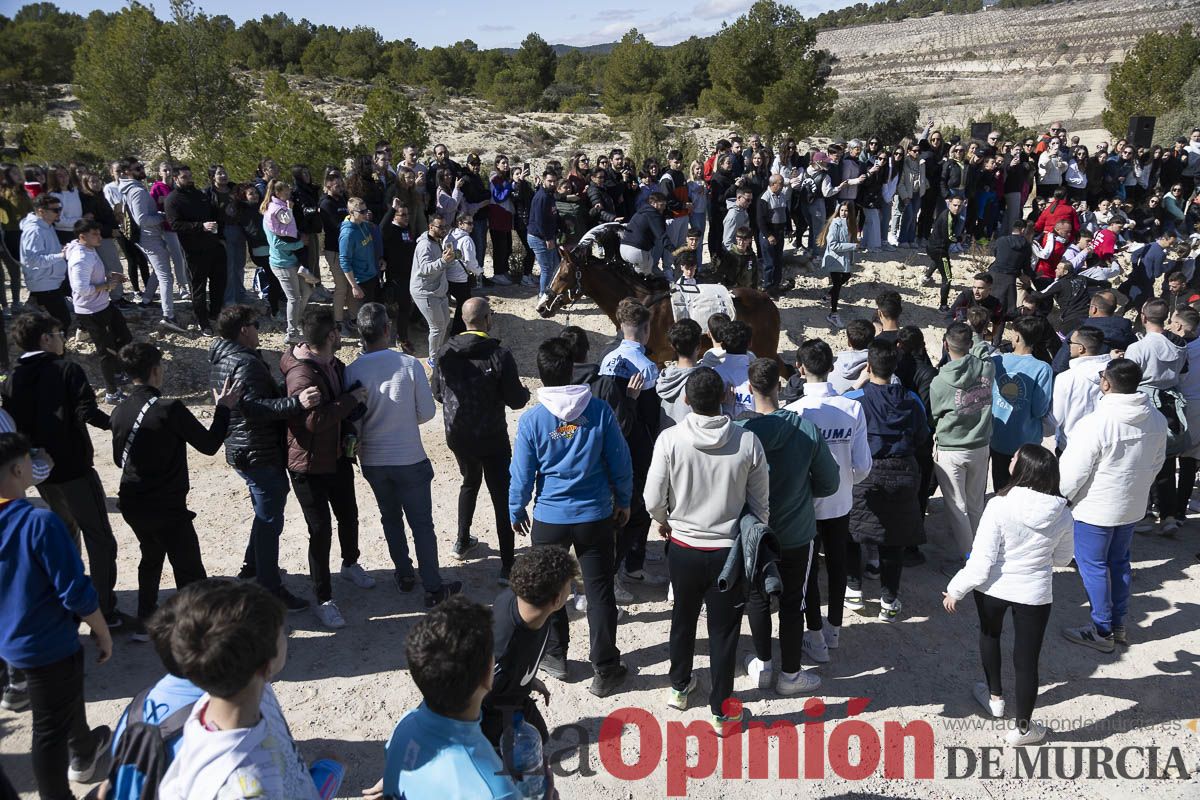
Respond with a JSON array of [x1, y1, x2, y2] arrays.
[[535, 230, 782, 367]]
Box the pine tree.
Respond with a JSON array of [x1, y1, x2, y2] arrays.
[[356, 85, 430, 152]]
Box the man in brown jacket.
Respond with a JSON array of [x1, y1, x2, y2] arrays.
[[280, 306, 370, 628]]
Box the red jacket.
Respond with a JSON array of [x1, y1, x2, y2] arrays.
[[1033, 199, 1079, 240]]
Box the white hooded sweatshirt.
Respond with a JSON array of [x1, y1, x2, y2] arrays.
[[785, 382, 873, 519], [644, 412, 769, 548], [1051, 353, 1111, 450], [945, 486, 1074, 606], [1060, 392, 1168, 527]]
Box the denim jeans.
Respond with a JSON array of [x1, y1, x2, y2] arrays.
[[224, 223, 247, 305], [1073, 520, 1134, 636], [234, 464, 290, 593], [527, 234, 560, 295], [137, 228, 175, 318], [163, 230, 190, 291], [362, 460, 445, 591]]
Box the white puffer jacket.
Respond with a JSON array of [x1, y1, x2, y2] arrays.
[[946, 487, 1074, 605], [1059, 392, 1168, 527]]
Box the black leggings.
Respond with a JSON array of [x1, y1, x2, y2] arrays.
[[806, 515, 849, 629], [30, 280, 71, 331], [846, 540, 903, 603], [490, 227, 513, 277], [118, 236, 150, 294], [748, 542, 814, 673], [829, 271, 851, 313], [974, 591, 1051, 734]]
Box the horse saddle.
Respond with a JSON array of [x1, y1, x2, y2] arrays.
[[671, 280, 735, 324]]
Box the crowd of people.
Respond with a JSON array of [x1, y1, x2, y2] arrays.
[[0, 120, 1198, 800]]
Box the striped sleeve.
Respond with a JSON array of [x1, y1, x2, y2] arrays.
[[0, 408, 51, 483]]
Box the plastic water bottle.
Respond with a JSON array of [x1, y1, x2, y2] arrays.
[[501, 712, 546, 800]]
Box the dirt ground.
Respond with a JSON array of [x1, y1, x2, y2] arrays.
[[1, 244, 1199, 799]]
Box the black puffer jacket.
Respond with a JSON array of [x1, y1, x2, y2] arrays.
[[941, 159, 965, 198], [587, 183, 620, 223], [430, 333, 529, 454], [850, 454, 926, 547], [208, 338, 304, 468]]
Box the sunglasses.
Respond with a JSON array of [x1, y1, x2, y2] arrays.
[[47, 206, 63, 212]]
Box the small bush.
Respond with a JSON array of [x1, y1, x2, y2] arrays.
[[331, 84, 369, 105], [575, 123, 619, 145]]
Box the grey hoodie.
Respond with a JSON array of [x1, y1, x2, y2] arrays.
[[656, 364, 695, 427], [116, 177, 162, 231], [831, 349, 868, 395], [1125, 330, 1188, 390], [722, 197, 749, 252], [644, 412, 769, 548]]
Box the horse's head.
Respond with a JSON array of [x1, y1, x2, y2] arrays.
[[535, 246, 585, 318]]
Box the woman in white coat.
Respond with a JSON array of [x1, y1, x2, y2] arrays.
[[943, 444, 1074, 746]]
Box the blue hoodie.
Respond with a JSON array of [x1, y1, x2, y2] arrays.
[[845, 382, 929, 459], [989, 352, 1053, 455], [509, 385, 633, 525], [0, 498, 99, 669], [338, 218, 379, 283]]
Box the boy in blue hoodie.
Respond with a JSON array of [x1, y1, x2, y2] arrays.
[[509, 337, 633, 698], [845, 341, 930, 622], [989, 315, 1054, 490], [0, 431, 114, 799]]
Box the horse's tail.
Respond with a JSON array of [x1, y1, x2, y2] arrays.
[[731, 287, 787, 374]]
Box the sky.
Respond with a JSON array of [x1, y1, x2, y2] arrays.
[[42, 0, 863, 48]]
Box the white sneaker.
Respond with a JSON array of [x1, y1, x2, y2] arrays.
[[1005, 721, 1047, 746], [667, 675, 698, 710], [573, 593, 588, 613], [845, 586, 865, 610], [340, 563, 376, 589], [802, 630, 830, 663], [491, 274, 514, 286], [614, 581, 634, 605], [826, 312, 844, 328], [822, 619, 840, 650], [667, 582, 673, 603], [879, 596, 902, 622], [620, 567, 668, 586], [973, 682, 1005, 718], [315, 600, 346, 629], [777, 669, 822, 696], [744, 654, 775, 690]]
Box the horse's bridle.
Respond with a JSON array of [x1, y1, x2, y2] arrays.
[[541, 257, 586, 315]]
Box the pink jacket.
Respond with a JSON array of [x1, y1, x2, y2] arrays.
[[264, 196, 298, 239]]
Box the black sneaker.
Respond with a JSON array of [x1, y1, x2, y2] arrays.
[[424, 580, 463, 608], [540, 653, 568, 680], [275, 587, 310, 613], [589, 663, 629, 698], [452, 536, 479, 560], [236, 562, 257, 581], [104, 611, 126, 630], [0, 683, 29, 712], [394, 573, 417, 593], [128, 617, 151, 643], [67, 725, 112, 783]]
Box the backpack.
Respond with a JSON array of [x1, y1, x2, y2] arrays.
[[1142, 385, 1190, 456], [114, 185, 141, 245], [99, 688, 195, 800]]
